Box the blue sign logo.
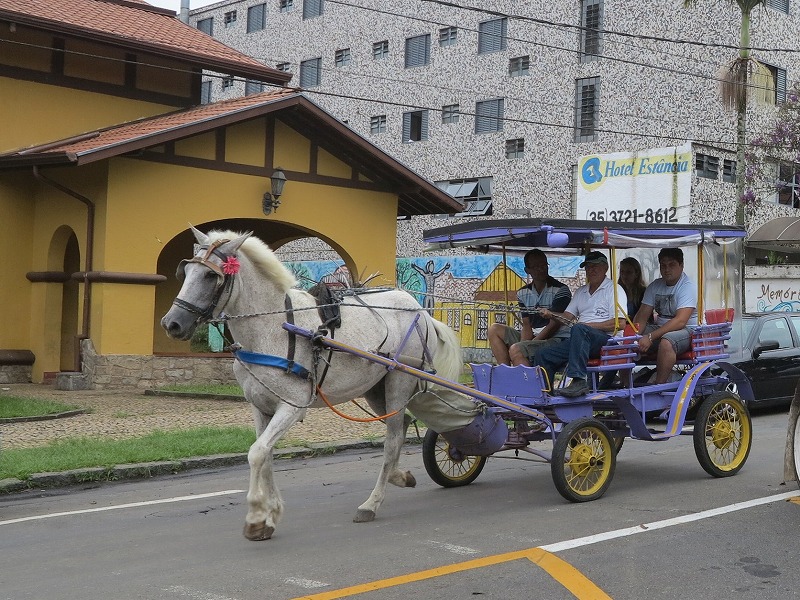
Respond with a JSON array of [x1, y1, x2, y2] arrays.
[[581, 157, 603, 186]]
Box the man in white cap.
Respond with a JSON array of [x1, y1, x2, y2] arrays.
[[534, 251, 627, 397]]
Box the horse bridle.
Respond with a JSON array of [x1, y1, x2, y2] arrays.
[[173, 239, 236, 323]]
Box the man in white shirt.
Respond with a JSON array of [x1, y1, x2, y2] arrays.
[[534, 251, 627, 398]]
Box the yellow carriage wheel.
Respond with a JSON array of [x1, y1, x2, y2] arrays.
[[551, 418, 616, 502], [693, 391, 752, 477], [422, 429, 487, 488]]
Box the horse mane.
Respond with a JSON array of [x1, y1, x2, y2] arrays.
[[207, 230, 297, 292]]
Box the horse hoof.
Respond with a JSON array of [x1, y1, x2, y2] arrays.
[[353, 509, 376, 523], [405, 471, 417, 488], [243, 522, 275, 541]]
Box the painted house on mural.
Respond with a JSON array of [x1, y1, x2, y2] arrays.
[[0, 0, 460, 388]]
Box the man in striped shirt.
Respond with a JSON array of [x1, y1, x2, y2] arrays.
[[488, 249, 572, 366]]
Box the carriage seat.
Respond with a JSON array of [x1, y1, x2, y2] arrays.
[[587, 309, 733, 370]]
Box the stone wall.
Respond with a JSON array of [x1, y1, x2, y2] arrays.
[[81, 339, 237, 390], [0, 365, 32, 384]]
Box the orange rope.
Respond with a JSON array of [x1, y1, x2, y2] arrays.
[[316, 386, 400, 422]]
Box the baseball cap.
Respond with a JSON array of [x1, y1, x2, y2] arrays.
[[580, 251, 608, 268]]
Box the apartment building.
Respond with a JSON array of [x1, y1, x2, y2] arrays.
[[187, 0, 797, 253]]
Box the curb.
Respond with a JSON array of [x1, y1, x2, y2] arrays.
[[0, 436, 423, 494], [143, 390, 246, 402], [0, 409, 88, 424]]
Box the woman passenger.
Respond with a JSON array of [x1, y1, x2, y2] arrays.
[[618, 257, 646, 318]]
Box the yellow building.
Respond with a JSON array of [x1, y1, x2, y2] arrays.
[[0, 0, 460, 388]]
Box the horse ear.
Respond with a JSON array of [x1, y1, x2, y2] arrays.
[[221, 231, 253, 254], [190, 225, 209, 245]]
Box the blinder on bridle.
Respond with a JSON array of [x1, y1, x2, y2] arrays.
[[176, 242, 228, 283], [173, 239, 235, 323]]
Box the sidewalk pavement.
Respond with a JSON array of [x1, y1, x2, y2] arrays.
[[0, 383, 423, 494]]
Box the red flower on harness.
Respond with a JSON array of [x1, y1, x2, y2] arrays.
[[222, 256, 240, 275]]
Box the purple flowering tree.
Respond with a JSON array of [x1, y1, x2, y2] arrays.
[[743, 85, 800, 214]]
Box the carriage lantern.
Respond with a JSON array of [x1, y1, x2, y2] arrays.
[[262, 168, 287, 215]]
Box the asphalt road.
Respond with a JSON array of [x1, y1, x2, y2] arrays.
[[2, 408, 798, 600]]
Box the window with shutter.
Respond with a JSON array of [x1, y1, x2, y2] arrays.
[[402, 110, 428, 142], [245, 80, 264, 95], [766, 0, 789, 14], [478, 18, 507, 54], [695, 153, 719, 179], [247, 4, 266, 32], [723, 159, 736, 183], [197, 17, 213, 35], [764, 63, 787, 104], [436, 177, 493, 216], [303, 0, 323, 19], [404, 34, 431, 68], [299, 58, 321, 87], [200, 80, 212, 104], [580, 0, 603, 62], [574, 77, 600, 142], [475, 99, 504, 134]]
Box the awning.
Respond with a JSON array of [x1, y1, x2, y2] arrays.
[[747, 217, 800, 253]]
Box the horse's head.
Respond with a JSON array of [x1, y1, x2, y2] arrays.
[[161, 226, 252, 340]]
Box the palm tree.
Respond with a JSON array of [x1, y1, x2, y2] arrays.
[[683, 0, 767, 225]]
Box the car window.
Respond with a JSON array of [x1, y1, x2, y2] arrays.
[[728, 318, 756, 352], [758, 317, 794, 349], [791, 317, 800, 343]]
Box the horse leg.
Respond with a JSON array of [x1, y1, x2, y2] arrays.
[[243, 402, 305, 541], [353, 377, 417, 523]]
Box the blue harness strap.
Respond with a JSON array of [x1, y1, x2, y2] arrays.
[[235, 350, 311, 380]]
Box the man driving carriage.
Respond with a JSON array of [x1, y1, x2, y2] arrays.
[[487, 249, 572, 367], [533, 251, 627, 398]]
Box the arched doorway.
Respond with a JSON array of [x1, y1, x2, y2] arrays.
[[152, 218, 358, 354]]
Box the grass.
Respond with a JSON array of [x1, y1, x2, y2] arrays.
[[0, 396, 81, 419], [156, 383, 244, 396], [0, 426, 259, 481]]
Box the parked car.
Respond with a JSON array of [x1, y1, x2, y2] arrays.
[[722, 312, 800, 409]]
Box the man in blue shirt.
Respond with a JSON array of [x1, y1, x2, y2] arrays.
[[488, 249, 572, 366], [632, 247, 698, 384]]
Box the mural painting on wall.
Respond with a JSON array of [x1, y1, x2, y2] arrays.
[[284, 254, 585, 350], [745, 278, 800, 312]]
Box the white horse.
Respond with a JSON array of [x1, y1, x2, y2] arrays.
[[161, 227, 462, 540]]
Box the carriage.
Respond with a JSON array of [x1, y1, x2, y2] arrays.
[[411, 218, 753, 502], [162, 220, 753, 540]]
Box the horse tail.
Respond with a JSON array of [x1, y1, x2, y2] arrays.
[[427, 315, 463, 382]]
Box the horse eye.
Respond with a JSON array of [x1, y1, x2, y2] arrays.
[[205, 270, 218, 280]]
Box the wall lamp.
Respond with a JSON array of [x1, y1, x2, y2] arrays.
[[262, 168, 287, 215]]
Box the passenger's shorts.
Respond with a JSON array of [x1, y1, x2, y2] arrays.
[[641, 323, 693, 354], [502, 326, 562, 361]]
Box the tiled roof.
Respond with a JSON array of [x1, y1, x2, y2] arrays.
[[0, 0, 290, 84], [12, 88, 300, 158], [1, 90, 462, 216]]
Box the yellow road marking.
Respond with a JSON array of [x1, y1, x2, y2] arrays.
[[527, 549, 612, 600], [291, 547, 609, 600]]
